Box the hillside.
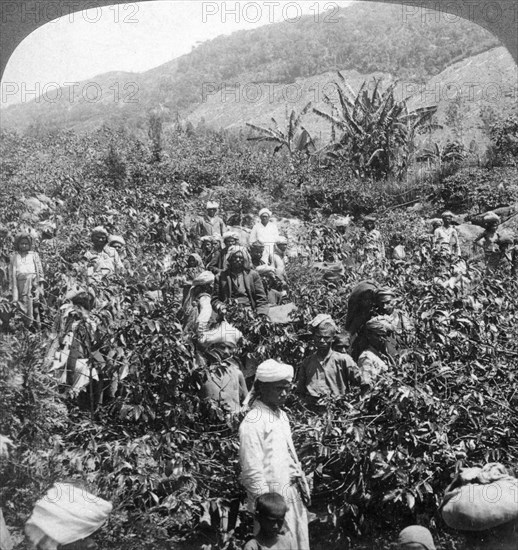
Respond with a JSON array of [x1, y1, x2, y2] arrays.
[[187, 47, 517, 150], [0, 1, 501, 133]]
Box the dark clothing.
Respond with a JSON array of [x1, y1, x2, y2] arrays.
[[193, 215, 227, 241], [296, 349, 360, 398], [212, 268, 269, 315], [207, 248, 229, 274]]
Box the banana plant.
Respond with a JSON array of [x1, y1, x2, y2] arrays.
[[246, 102, 317, 158], [313, 74, 438, 179]]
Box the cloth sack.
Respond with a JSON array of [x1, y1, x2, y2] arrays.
[[25, 483, 112, 548], [440, 464, 518, 531]]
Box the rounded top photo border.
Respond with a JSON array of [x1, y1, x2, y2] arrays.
[[1, 0, 517, 82]]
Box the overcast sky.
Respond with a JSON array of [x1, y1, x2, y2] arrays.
[[1, 0, 352, 107]]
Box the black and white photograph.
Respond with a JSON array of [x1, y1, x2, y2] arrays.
[[0, 1, 517, 548]]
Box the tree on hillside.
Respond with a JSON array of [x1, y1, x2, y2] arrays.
[[313, 75, 438, 180]]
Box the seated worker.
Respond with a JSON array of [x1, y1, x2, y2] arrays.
[[256, 265, 286, 305], [207, 231, 239, 274], [296, 314, 360, 401], [249, 240, 268, 268], [212, 246, 269, 316], [272, 236, 289, 281], [397, 525, 437, 550], [243, 493, 293, 550]]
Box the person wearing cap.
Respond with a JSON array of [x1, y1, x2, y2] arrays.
[[361, 216, 385, 262], [212, 246, 269, 316], [473, 212, 511, 272], [433, 211, 461, 256], [24, 482, 112, 550], [357, 317, 395, 390], [199, 325, 247, 414], [249, 240, 268, 269], [296, 314, 360, 402], [272, 236, 289, 282], [250, 209, 280, 265], [397, 525, 436, 550], [239, 360, 310, 550], [193, 201, 227, 245], [207, 231, 240, 274], [83, 227, 123, 277]]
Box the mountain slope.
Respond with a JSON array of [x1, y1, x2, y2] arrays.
[[188, 47, 517, 150], [0, 1, 502, 133]]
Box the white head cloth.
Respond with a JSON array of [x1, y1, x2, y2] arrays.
[[206, 201, 219, 209], [255, 359, 293, 383], [309, 313, 337, 331], [256, 264, 275, 275], [25, 483, 112, 549], [222, 231, 239, 242], [91, 226, 108, 237], [276, 236, 288, 244], [484, 211, 501, 223], [108, 235, 125, 246], [258, 208, 272, 217]]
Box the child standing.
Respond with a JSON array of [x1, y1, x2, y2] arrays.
[[9, 233, 45, 328], [243, 493, 292, 550]]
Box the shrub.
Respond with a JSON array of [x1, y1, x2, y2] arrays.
[[437, 166, 518, 213]]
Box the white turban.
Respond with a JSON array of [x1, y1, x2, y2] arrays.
[[222, 231, 239, 242], [201, 235, 218, 243], [108, 235, 125, 246], [206, 201, 219, 209], [276, 236, 288, 245], [483, 212, 501, 224], [308, 314, 337, 331], [255, 359, 293, 383], [91, 226, 108, 237], [192, 270, 215, 287], [258, 208, 272, 217], [25, 483, 112, 549], [256, 265, 275, 275]]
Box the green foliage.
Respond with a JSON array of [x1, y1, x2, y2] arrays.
[[438, 166, 518, 213], [488, 115, 518, 167], [1, 117, 518, 550], [246, 103, 316, 158], [314, 77, 437, 180]]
